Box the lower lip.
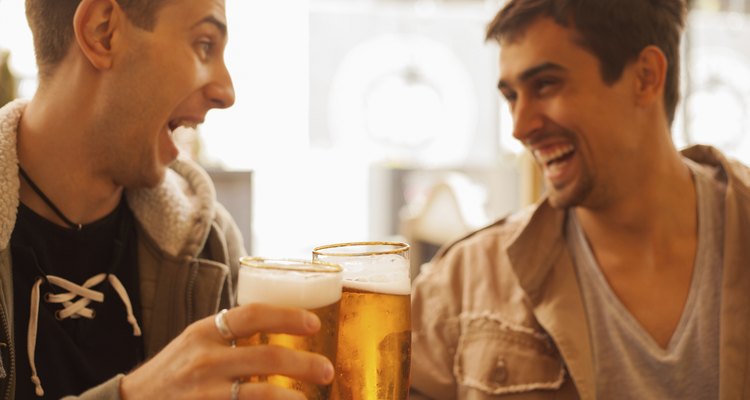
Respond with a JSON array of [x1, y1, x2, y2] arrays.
[[544, 153, 575, 182]]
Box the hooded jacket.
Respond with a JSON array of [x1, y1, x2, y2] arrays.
[[411, 145, 750, 399], [0, 99, 245, 399]]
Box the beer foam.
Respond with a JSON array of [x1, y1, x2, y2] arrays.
[[322, 255, 411, 296], [237, 268, 342, 309]]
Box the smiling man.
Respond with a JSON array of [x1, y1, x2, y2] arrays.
[[411, 0, 750, 399], [0, 0, 333, 399]]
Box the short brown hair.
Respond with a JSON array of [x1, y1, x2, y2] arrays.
[[25, 0, 171, 80], [486, 0, 687, 125]]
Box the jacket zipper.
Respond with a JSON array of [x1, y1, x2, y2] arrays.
[[0, 304, 14, 400], [186, 260, 199, 324]]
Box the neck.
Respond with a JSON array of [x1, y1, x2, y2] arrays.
[[575, 142, 696, 255], [17, 84, 124, 228]]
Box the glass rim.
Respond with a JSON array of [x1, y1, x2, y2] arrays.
[[312, 241, 410, 257], [239, 256, 343, 274]]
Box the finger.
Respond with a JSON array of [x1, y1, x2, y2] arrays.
[[201, 381, 306, 400], [202, 304, 320, 342], [210, 345, 335, 385], [239, 383, 306, 400]]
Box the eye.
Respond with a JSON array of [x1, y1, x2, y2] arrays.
[[500, 88, 517, 103], [196, 38, 215, 59], [533, 77, 560, 96]]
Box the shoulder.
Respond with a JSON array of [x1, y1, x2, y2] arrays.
[[412, 204, 537, 314], [424, 205, 535, 274], [683, 144, 750, 198]]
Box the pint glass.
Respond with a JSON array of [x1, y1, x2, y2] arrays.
[[312, 242, 411, 400], [237, 257, 343, 400]]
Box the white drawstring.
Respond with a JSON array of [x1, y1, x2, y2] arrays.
[[28, 279, 44, 397], [27, 274, 142, 397], [106, 275, 142, 336]]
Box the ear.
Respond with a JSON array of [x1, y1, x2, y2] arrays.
[[633, 45, 668, 109], [72, 0, 122, 70]]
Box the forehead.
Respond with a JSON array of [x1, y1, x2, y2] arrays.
[[154, 0, 227, 29], [499, 17, 597, 83]]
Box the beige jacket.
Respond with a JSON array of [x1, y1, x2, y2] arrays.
[[0, 100, 246, 399], [411, 145, 750, 399]]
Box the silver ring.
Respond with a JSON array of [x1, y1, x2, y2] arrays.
[[231, 379, 240, 400], [214, 309, 236, 342]]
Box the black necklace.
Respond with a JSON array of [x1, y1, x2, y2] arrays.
[[18, 165, 83, 231]]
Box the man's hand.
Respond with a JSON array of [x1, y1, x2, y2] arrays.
[[119, 303, 335, 399]]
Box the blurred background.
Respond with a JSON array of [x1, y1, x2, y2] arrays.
[[1, 0, 749, 269]]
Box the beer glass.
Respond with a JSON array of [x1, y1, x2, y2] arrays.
[[312, 242, 411, 400], [237, 257, 343, 400]]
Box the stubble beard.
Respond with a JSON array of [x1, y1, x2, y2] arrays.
[[546, 168, 594, 210]]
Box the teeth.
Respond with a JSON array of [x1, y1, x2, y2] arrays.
[[181, 121, 198, 129], [170, 119, 199, 131], [534, 144, 575, 165]]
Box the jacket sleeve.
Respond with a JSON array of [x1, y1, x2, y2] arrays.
[[410, 247, 464, 399], [212, 202, 247, 307], [62, 375, 123, 400]]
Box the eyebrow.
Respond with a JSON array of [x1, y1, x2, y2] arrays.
[[192, 15, 228, 37], [497, 62, 566, 91]]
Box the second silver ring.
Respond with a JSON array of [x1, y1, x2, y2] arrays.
[[231, 379, 240, 400]]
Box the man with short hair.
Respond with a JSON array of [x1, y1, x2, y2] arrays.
[[411, 0, 750, 398], [0, 0, 333, 398]]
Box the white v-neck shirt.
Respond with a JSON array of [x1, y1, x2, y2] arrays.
[[567, 160, 725, 399]]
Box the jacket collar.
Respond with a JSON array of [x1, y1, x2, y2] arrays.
[[506, 145, 750, 399], [684, 145, 750, 399], [506, 200, 596, 400], [0, 99, 216, 259]]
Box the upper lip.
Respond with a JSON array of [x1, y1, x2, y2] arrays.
[[168, 116, 205, 130], [526, 136, 576, 165], [533, 143, 575, 165]]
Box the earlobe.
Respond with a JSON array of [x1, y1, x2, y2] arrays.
[[73, 0, 121, 70], [634, 45, 668, 107]]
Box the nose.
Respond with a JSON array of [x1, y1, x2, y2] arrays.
[[205, 61, 236, 109], [511, 96, 544, 144]]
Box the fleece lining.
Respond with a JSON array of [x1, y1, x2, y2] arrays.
[[0, 99, 216, 258]]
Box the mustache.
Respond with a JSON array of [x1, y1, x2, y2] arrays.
[[520, 122, 577, 147]]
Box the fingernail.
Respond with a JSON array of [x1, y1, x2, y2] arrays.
[[322, 361, 334, 383], [305, 312, 321, 331]]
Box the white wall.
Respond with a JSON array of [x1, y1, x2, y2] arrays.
[[0, 1, 371, 259]]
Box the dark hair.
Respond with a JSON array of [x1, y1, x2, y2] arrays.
[[25, 0, 171, 80], [486, 0, 687, 125]]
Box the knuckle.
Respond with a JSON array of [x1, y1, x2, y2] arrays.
[[194, 352, 221, 371], [245, 383, 298, 400], [255, 345, 286, 369], [180, 352, 221, 382], [243, 302, 265, 318], [181, 322, 204, 342], [253, 384, 275, 398]]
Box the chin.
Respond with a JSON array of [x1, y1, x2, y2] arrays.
[[546, 185, 581, 209], [547, 194, 574, 209], [546, 173, 595, 210]]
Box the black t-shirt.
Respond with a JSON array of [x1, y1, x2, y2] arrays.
[[10, 198, 144, 399]]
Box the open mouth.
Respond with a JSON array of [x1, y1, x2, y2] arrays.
[[167, 119, 200, 136], [534, 144, 575, 168]]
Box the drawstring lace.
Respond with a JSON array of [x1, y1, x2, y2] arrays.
[[27, 274, 142, 397]]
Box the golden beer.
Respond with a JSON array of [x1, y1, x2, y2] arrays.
[[237, 257, 343, 400], [313, 242, 411, 400], [334, 286, 411, 400], [244, 300, 340, 400]]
